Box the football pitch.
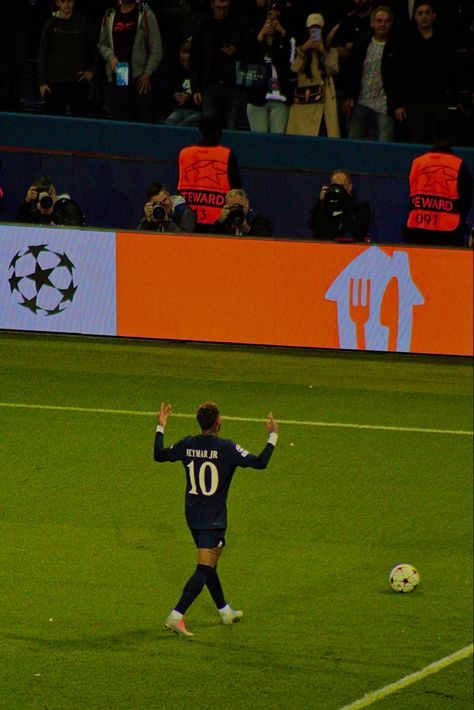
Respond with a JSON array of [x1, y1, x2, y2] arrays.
[[0, 332, 472, 710]]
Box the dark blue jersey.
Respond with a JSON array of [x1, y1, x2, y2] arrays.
[[154, 431, 275, 529]]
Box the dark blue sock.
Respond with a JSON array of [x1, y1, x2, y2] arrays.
[[206, 566, 226, 609], [175, 564, 210, 614]]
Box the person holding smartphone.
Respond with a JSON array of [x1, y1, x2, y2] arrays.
[[98, 1, 163, 122], [286, 13, 340, 137]]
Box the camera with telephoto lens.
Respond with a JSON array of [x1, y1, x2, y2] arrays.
[[152, 203, 167, 221], [38, 191, 54, 209], [324, 184, 347, 218], [224, 203, 245, 227]]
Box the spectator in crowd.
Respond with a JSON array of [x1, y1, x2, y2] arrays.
[[210, 188, 273, 236], [244, 4, 294, 133], [286, 13, 340, 137], [328, 0, 374, 49], [384, 0, 416, 35], [190, 0, 248, 129], [308, 169, 371, 241], [326, 0, 374, 135], [343, 5, 396, 141], [177, 115, 242, 232], [269, 0, 348, 46], [0, 0, 51, 112], [403, 118, 473, 247], [137, 181, 197, 232], [16, 176, 58, 225], [390, 0, 455, 144], [38, 0, 98, 117], [164, 36, 201, 127], [98, 0, 163, 122]]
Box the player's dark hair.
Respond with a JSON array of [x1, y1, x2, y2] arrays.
[[197, 402, 220, 431]]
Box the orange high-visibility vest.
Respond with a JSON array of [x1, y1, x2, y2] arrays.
[[407, 151, 463, 232], [178, 145, 232, 225]]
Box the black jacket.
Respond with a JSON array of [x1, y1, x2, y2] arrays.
[[308, 188, 371, 241], [210, 210, 272, 237], [190, 9, 248, 92], [388, 27, 456, 110], [343, 33, 397, 114], [16, 201, 53, 225]]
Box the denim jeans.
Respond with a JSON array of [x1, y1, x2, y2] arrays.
[[201, 82, 242, 129], [165, 107, 201, 127], [348, 103, 394, 142], [246, 100, 289, 133]]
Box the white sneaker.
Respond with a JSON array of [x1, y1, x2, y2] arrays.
[[164, 614, 194, 638], [220, 608, 243, 625]]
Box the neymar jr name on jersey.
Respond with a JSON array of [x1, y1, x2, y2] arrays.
[[185, 448, 219, 459]]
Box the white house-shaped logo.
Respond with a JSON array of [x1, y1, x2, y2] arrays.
[[325, 247, 424, 352]]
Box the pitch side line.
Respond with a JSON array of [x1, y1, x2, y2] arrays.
[[338, 643, 473, 709], [0, 402, 472, 436]]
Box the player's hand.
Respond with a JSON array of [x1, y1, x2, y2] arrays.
[[158, 402, 172, 427], [265, 412, 278, 434]]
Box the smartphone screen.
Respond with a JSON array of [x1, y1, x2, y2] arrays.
[[116, 62, 129, 87], [310, 27, 321, 42]]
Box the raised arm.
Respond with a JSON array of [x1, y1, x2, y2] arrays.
[[154, 402, 178, 462], [235, 412, 279, 469], [158, 402, 172, 428]]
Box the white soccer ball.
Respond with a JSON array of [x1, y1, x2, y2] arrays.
[[389, 563, 420, 593]]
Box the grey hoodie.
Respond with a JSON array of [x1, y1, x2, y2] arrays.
[[98, 2, 163, 82]]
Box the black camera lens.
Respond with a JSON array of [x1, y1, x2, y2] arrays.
[[38, 191, 53, 209], [152, 203, 167, 221], [225, 203, 245, 227]]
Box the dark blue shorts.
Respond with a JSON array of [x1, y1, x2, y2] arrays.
[[190, 528, 226, 549]]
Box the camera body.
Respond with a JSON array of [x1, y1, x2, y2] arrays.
[[325, 184, 347, 214], [152, 203, 167, 221], [323, 183, 350, 236], [38, 191, 54, 210], [224, 203, 245, 227]]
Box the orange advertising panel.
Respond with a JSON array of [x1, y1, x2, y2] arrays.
[[116, 233, 473, 356]]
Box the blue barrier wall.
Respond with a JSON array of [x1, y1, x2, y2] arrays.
[[1, 113, 472, 241]]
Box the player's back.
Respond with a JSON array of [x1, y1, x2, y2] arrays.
[[154, 425, 275, 529], [176, 434, 240, 529]]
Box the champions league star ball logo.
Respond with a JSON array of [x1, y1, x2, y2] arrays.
[[8, 244, 78, 316]]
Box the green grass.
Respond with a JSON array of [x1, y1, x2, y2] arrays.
[[0, 333, 472, 710]]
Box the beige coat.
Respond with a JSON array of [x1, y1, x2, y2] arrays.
[[286, 47, 340, 137]]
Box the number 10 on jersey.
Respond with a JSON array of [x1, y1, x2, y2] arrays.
[[187, 461, 219, 496]]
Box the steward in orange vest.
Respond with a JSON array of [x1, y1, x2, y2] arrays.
[[404, 121, 472, 247], [177, 116, 241, 231]]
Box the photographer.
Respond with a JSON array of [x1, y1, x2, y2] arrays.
[[307, 169, 371, 242], [210, 188, 272, 237], [137, 182, 196, 233], [16, 177, 59, 225]]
